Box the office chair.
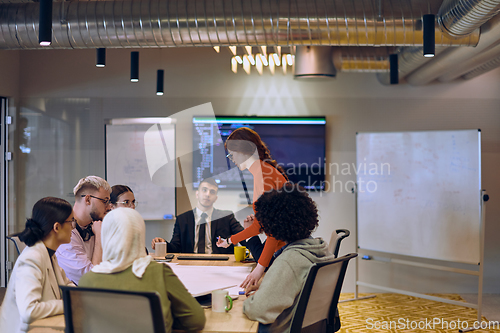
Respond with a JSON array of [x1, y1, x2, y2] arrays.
[[6, 235, 26, 256], [328, 229, 350, 258], [60, 286, 166, 333], [289, 253, 357, 333]]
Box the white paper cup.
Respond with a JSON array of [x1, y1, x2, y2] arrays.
[[211, 290, 233, 312], [155, 242, 167, 258]]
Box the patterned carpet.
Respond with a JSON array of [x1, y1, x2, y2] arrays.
[[337, 293, 500, 332]]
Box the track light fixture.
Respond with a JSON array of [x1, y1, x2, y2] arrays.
[[130, 51, 139, 82], [233, 47, 245, 65], [156, 70, 164, 95], [389, 54, 399, 84], [423, 14, 435, 58], [38, 0, 52, 46], [96, 48, 106, 67]]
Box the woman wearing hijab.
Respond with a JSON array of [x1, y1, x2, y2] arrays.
[[78, 208, 205, 333], [0, 197, 75, 333]]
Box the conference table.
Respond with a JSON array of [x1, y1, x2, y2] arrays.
[[28, 253, 258, 333]]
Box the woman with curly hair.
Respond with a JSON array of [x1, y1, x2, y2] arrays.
[[0, 197, 76, 332], [216, 127, 288, 287], [242, 183, 334, 333]]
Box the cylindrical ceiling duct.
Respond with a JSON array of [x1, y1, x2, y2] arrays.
[[438, 0, 500, 38], [335, 47, 395, 72], [407, 14, 500, 85], [406, 0, 500, 85], [438, 42, 500, 81], [0, 0, 480, 50], [462, 56, 500, 80], [375, 46, 448, 85]]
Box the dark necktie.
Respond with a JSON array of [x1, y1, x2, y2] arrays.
[[75, 222, 94, 242], [197, 213, 208, 254]]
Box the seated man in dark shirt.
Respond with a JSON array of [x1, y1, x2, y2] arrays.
[[152, 178, 260, 255]]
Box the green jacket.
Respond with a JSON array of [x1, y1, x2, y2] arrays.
[[79, 261, 205, 333], [243, 238, 334, 333]]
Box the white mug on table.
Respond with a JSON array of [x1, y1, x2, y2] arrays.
[[212, 290, 233, 312]]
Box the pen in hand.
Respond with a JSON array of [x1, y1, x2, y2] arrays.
[[239, 290, 256, 297], [243, 283, 259, 297]]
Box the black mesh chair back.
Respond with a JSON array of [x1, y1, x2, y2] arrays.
[[60, 286, 166, 333], [289, 253, 357, 333]]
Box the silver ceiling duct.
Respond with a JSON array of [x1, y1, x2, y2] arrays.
[[0, 0, 479, 50], [379, 0, 500, 85], [406, 0, 500, 85], [438, 0, 500, 37], [336, 46, 396, 72], [376, 46, 448, 85], [462, 55, 500, 79], [438, 40, 500, 81]]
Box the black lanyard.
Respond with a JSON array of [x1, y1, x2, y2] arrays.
[[75, 222, 94, 241]]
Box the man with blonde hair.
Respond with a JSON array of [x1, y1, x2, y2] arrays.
[[56, 175, 112, 284]]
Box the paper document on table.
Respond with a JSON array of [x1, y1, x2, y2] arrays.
[[166, 264, 252, 297]]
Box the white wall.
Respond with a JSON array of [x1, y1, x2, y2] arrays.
[[2, 47, 499, 293]]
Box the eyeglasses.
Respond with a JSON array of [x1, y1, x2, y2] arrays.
[[82, 194, 111, 205], [226, 153, 234, 161], [63, 217, 77, 228], [115, 200, 138, 208]]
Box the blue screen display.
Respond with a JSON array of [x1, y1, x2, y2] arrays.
[[193, 117, 326, 191]]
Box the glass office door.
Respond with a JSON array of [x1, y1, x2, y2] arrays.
[[0, 97, 15, 286]]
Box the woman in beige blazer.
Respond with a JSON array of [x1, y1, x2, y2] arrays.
[[0, 197, 75, 332]]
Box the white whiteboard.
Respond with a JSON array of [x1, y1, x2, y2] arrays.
[[106, 123, 176, 220], [356, 130, 481, 264]]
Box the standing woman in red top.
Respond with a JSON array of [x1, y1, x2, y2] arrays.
[[216, 127, 288, 287]]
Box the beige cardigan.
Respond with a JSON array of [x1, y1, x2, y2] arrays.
[[0, 240, 74, 332]]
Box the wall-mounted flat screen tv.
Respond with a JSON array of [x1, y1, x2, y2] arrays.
[[192, 116, 326, 191]]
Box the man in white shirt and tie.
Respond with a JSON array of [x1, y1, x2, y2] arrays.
[[152, 178, 260, 254]]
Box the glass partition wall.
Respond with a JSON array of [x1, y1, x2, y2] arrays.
[[4, 98, 105, 283]]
